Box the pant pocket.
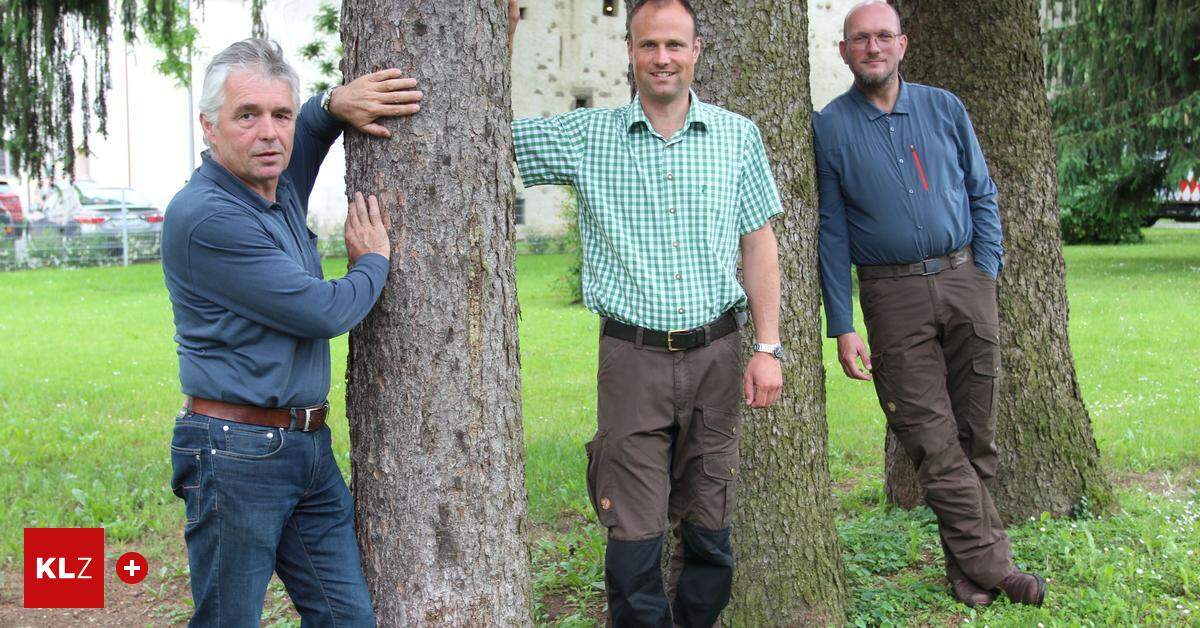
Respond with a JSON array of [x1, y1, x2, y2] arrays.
[[969, 322, 1000, 420], [699, 407, 740, 527], [584, 429, 617, 528], [170, 446, 203, 525]]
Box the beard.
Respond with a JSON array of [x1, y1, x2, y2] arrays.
[[854, 63, 897, 89]]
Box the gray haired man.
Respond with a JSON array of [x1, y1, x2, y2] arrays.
[[162, 39, 421, 625]]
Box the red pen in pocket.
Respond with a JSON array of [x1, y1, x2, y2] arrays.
[[909, 144, 930, 191]]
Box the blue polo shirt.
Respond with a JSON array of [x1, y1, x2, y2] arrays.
[[162, 95, 388, 408], [813, 81, 1004, 337]]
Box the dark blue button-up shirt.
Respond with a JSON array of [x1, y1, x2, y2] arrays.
[[814, 81, 1004, 337], [162, 95, 388, 407]]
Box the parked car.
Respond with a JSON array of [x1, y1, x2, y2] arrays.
[[1147, 170, 1200, 226], [33, 181, 164, 237], [0, 179, 25, 238]]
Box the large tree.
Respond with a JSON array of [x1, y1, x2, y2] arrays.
[[887, 0, 1113, 519], [689, 1, 849, 623], [340, 1, 532, 624], [1047, 0, 1200, 244]]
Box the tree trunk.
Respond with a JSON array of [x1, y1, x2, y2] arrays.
[[884, 426, 923, 508], [341, 1, 532, 625], [887, 0, 1113, 519], [689, 2, 849, 623]]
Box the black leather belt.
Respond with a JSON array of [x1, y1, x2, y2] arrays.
[[602, 310, 738, 351], [857, 247, 971, 280]]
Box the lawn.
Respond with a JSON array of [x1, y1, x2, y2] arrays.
[[0, 228, 1196, 625]]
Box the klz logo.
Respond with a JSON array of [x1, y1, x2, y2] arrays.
[[24, 528, 105, 608]]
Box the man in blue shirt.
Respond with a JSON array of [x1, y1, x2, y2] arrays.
[[162, 38, 421, 626], [814, 1, 1046, 608]]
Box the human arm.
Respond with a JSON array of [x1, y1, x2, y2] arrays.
[[741, 224, 783, 408], [509, 0, 519, 57], [512, 109, 592, 187], [814, 121, 872, 381], [186, 200, 389, 340], [953, 98, 1003, 278]]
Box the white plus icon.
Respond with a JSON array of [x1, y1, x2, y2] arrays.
[[123, 559, 141, 578]]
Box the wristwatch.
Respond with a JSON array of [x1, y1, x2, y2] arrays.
[[320, 87, 335, 113], [753, 342, 784, 359]]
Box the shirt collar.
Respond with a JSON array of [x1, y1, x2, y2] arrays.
[[848, 78, 911, 120], [625, 90, 710, 138], [197, 150, 286, 212]]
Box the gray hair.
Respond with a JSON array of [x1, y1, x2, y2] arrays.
[[198, 38, 302, 145]]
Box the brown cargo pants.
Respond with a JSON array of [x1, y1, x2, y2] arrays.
[[588, 322, 743, 627], [858, 253, 1015, 590]]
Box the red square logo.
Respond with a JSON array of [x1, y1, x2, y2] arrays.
[[24, 528, 105, 608]]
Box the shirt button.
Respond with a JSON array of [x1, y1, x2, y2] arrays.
[[666, 173, 673, 180], [917, 225, 924, 230], [898, 158, 904, 164], [674, 273, 681, 280], [890, 127, 896, 133], [908, 189, 914, 194], [669, 207, 676, 214], [678, 307, 684, 314], [672, 241, 679, 248]]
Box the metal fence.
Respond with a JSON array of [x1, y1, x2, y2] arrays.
[[0, 227, 349, 272]]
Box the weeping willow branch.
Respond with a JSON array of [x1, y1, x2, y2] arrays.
[[0, 0, 263, 181]]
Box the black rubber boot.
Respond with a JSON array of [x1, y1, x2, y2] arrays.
[[671, 522, 734, 627], [606, 535, 672, 627]]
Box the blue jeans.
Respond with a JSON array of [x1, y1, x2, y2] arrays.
[[169, 411, 375, 627]]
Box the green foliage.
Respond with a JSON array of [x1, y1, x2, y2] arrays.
[[299, 2, 342, 93], [0, 1, 259, 180], [1045, 0, 1200, 243], [560, 188, 583, 304], [0, 234, 1198, 624]]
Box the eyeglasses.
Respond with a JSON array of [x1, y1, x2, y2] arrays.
[[846, 31, 902, 50]]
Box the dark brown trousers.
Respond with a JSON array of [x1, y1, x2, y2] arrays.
[[589, 324, 743, 627], [859, 255, 1015, 590]]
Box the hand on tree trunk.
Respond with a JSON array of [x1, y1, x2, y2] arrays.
[[345, 191, 391, 265], [329, 69, 424, 138]]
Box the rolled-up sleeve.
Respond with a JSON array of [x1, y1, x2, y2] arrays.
[[736, 124, 784, 235], [512, 109, 593, 186], [186, 210, 388, 339], [814, 125, 855, 337], [953, 98, 1004, 278]]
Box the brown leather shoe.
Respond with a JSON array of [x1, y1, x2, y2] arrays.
[[997, 569, 1046, 606], [950, 578, 996, 608]]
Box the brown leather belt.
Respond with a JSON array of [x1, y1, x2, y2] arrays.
[[188, 396, 329, 432], [857, 247, 972, 281]]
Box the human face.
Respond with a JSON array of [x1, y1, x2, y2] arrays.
[[627, 1, 701, 106], [839, 3, 907, 90], [200, 70, 296, 199]]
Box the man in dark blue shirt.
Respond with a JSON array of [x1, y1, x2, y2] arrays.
[[814, 1, 1046, 608], [162, 38, 421, 626]]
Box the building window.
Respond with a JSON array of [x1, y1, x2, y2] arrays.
[[0, 150, 9, 177], [573, 95, 592, 109], [519, 6, 526, 19], [602, 0, 617, 17], [514, 196, 526, 225]]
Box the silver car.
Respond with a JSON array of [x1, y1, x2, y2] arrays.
[[36, 181, 164, 236]]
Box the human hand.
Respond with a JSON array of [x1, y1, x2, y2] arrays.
[[837, 332, 872, 381], [329, 69, 424, 138], [508, 0, 520, 48], [743, 352, 783, 408], [345, 192, 391, 265]]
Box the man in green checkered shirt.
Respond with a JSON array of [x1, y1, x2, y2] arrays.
[[510, 1, 783, 624]]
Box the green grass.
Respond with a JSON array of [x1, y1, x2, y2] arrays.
[[0, 228, 1197, 625]]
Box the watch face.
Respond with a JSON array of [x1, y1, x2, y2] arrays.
[[773, 346, 784, 359]]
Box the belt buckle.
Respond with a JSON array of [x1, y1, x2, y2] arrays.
[[920, 258, 942, 276], [666, 328, 688, 352]]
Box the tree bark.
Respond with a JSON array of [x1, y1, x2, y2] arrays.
[[887, 0, 1113, 519], [341, 1, 532, 625], [689, 2, 849, 623]]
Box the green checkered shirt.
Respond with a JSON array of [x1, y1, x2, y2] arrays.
[[513, 92, 783, 331]]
